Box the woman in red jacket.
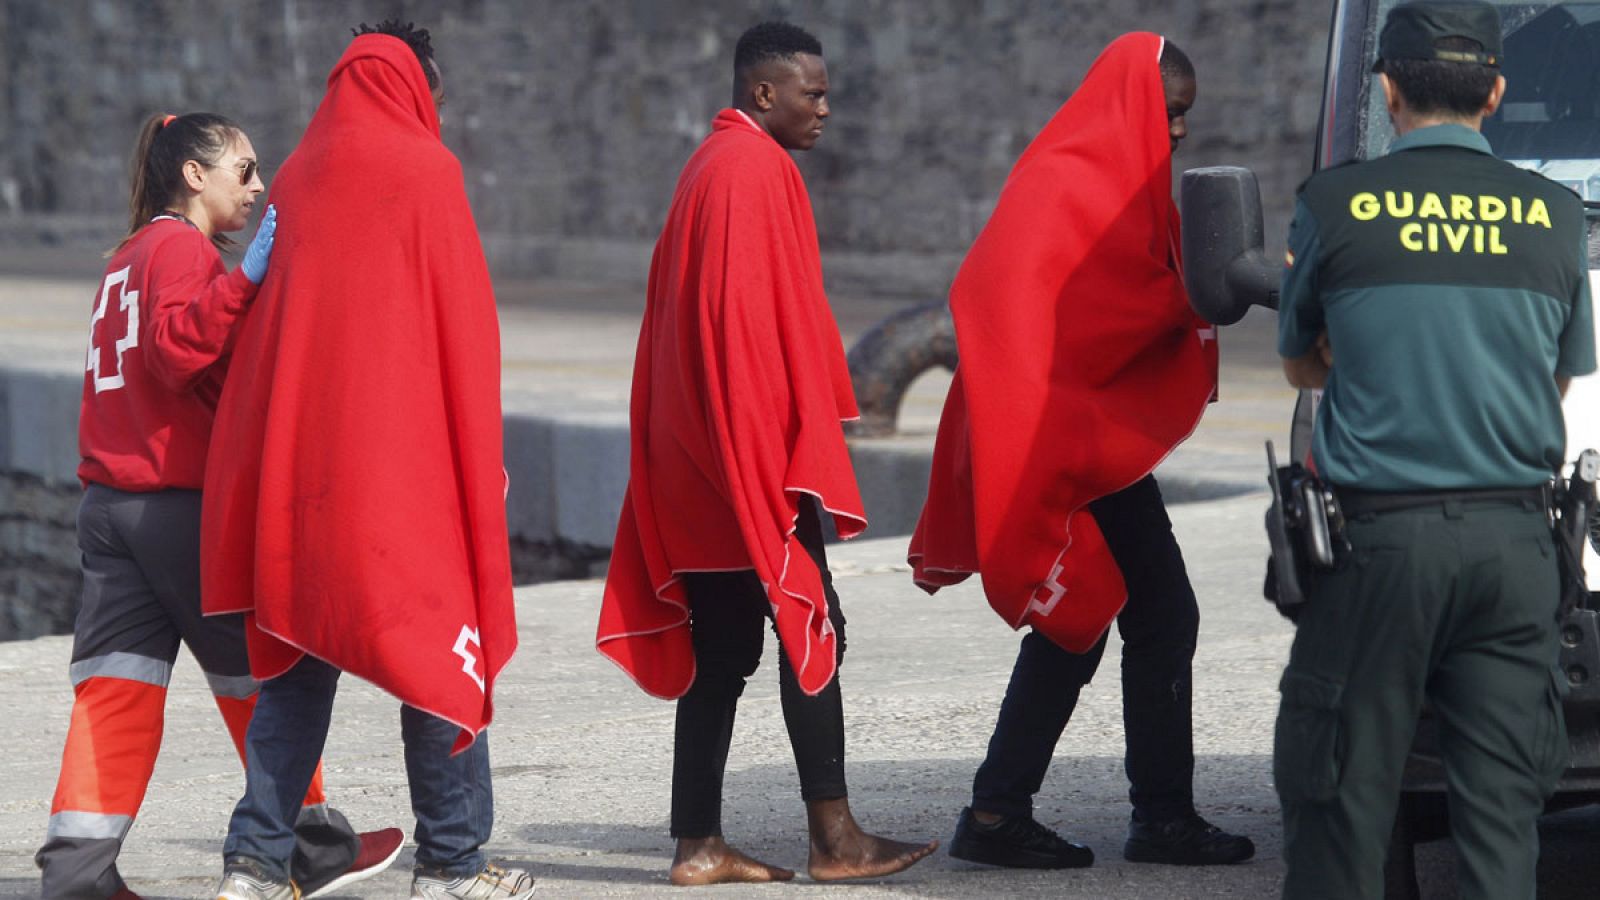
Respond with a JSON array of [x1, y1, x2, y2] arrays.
[[36, 112, 400, 900]]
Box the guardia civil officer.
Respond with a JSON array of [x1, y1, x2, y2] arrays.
[[1275, 2, 1594, 898]]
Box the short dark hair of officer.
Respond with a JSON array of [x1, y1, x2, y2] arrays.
[[1373, 1, 1503, 118]]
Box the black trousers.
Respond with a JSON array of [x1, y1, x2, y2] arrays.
[[971, 475, 1199, 823], [670, 498, 849, 838], [1278, 499, 1565, 900]]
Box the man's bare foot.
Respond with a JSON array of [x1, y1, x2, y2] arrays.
[[805, 798, 940, 881], [670, 836, 796, 886]]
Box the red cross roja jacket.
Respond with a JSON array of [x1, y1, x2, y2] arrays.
[[77, 218, 256, 492]]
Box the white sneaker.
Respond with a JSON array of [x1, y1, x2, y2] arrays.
[[411, 862, 534, 899], [216, 858, 300, 900]]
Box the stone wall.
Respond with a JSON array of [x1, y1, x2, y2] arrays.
[[0, 473, 79, 640], [0, 0, 1331, 294]]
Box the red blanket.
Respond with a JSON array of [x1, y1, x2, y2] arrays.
[[201, 35, 514, 749], [596, 109, 864, 699], [908, 33, 1218, 652]]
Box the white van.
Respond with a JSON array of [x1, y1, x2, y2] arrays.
[[1180, 3, 1600, 897]]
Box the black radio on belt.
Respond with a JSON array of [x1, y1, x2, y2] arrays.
[[1554, 449, 1599, 617], [1552, 450, 1600, 703], [1263, 440, 1346, 617]]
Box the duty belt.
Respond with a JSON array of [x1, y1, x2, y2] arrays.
[[1335, 485, 1549, 517]]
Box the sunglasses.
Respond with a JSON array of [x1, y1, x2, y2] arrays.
[[205, 159, 258, 186]]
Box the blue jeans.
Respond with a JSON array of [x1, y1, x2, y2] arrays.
[[223, 655, 494, 879]]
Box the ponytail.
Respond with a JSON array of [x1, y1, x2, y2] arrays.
[[116, 112, 244, 253]]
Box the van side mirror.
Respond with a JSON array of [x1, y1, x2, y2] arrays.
[[1181, 166, 1280, 325]]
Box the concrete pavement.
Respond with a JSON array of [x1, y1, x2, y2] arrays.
[[4, 492, 1598, 898], [0, 493, 1287, 898]]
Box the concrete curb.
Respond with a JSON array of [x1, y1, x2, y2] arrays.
[[0, 366, 80, 485], [0, 358, 1258, 640], [0, 359, 1256, 542]]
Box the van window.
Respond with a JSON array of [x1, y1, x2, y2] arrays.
[[1361, 2, 1600, 199]]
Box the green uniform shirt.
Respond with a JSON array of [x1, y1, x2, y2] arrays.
[[1278, 124, 1595, 490]]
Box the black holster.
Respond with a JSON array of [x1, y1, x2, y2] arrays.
[[1263, 441, 1345, 621]]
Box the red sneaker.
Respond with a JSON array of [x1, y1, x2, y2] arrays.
[[303, 827, 406, 898], [111, 888, 142, 900]]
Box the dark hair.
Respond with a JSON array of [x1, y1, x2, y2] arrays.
[[119, 112, 242, 253], [1159, 40, 1195, 83], [353, 20, 437, 89], [734, 21, 822, 79], [1381, 36, 1499, 117]]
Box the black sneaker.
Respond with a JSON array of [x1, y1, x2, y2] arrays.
[[1123, 812, 1255, 866], [948, 806, 1094, 869]]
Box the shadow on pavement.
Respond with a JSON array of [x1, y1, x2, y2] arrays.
[[510, 754, 1282, 895], [502, 759, 1600, 898]]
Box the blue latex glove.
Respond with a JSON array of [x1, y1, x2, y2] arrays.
[[240, 204, 277, 284]]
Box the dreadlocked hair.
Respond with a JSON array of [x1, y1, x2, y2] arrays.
[[352, 19, 437, 88]]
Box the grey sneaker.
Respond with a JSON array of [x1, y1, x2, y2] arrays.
[[216, 857, 299, 900], [411, 862, 535, 899]]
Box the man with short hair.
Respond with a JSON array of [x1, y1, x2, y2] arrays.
[[596, 20, 938, 887], [1275, 2, 1593, 897], [911, 33, 1254, 870], [203, 21, 532, 900]]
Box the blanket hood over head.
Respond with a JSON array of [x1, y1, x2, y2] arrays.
[[596, 109, 865, 699], [201, 34, 514, 750], [908, 32, 1218, 651]]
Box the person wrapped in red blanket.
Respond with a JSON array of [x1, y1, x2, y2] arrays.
[[595, 21, 936, 887], [37, 110, 401, 900], [201, 22, 532, 900], [913, 34, 1255, 870]]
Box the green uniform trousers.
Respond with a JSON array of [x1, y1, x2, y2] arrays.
[[1275, 497, 1568, 900]]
